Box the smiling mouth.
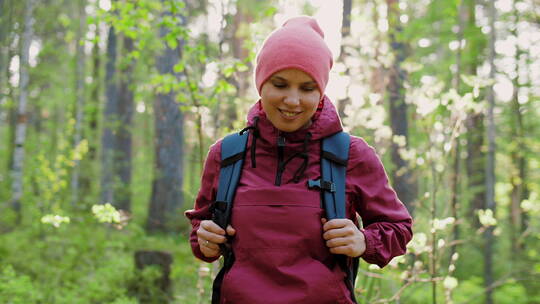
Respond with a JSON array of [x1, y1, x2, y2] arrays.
[[279, 109, 301, 117]]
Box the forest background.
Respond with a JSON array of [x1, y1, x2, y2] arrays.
[[0, 0, 539, 303]]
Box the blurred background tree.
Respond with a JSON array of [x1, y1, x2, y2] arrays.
[[0, 0, 539, 303]]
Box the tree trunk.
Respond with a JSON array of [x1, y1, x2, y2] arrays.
[[386, 0, 416, 215], [484, 0, 497, 303], [79, 0, 102, 202], [71, 0, 87, 207], [449, 0, 466, 265], [114, 34, 135, 212], [11, 0, 35, 221], [465, 0, 485, 229], [337, 0, 352, 119], [0, 0, 7, 102], [2, 0, 14, 174], [100, 21, 118, 206], [509, 0, 527, 257], [146, 1, 184, 232], [134, 250, 173, 303]]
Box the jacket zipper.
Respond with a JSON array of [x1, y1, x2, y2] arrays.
[[275, 135, 286, 186]]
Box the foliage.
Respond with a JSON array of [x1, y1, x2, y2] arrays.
[[1, 0, 539, 303]]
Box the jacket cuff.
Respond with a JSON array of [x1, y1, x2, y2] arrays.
[[360, 229, 384, 267]]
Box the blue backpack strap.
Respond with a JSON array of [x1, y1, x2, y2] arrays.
[[308, 131, 358, 303], [211, 131, 249, 304], [308, 131, 350, 219], [212, 131, 249, 229]]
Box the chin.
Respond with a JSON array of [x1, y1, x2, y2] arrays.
[[274, 123, 301, 133]]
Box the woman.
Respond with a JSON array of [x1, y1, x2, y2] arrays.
[[185, 16, 413, 303]]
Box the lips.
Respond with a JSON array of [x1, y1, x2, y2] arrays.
[[279, 109, 302, 118]]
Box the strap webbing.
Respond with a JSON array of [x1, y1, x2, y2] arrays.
[[321, 132, 350, 220], [321, 132, 359, 304], [212, 132, 249, 229], [211, 131, 249, 304]]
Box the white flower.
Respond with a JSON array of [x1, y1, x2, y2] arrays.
[[41, 214, 70, 228], [92, 203, 121, 224], [443, 276, 458, 290]]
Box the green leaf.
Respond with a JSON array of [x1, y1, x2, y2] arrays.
[[223, 66, 235, 77], [174, 62, 185, 73]]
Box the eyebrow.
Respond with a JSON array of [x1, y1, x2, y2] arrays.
[[271, 76, 316, 85]]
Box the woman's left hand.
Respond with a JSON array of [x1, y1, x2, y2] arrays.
[[322, 218, 366, 258]]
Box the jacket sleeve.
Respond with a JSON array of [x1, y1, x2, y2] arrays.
[[184, 140, 222, 263], [347, 137, 413, 268]]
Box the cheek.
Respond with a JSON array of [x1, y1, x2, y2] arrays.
[[303, 95, 320, 113]]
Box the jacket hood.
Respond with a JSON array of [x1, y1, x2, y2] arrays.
[[246, 95, 343, 143]]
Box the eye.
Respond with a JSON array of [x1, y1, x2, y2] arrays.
[[301, 86, 316, 92], [273, 82, 287, 88]]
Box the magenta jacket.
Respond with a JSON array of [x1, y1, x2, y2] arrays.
[[185, 97, 413, 303]]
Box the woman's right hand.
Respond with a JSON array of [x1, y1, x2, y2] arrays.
[[197, 220, 236, 258]]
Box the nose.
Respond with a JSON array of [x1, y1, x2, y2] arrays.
[[283, 89, 300, 106]]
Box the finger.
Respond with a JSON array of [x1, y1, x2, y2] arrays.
[[322, 226, 356, 240], [328, 245, 353, 256], [321, 218, 327, 225], [197, 228, 227, 244], [326, 237, 350, 248], [201, 220, 226, 235], [199, 238, 220, 251], [322, 219, 351, 231], [200, 245, 221, 258], [226, 225, 236, 236]]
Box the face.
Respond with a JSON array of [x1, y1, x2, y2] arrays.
[[260, 69, 321, 133]]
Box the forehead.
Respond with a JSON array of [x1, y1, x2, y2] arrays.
[[271, 69, 315, 83]]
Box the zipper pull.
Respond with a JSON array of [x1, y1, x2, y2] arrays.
[[275, 136, 286, 186], [277, 136, 286, 147]]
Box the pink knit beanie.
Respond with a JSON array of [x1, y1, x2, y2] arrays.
[[255, 16, 333, 100]]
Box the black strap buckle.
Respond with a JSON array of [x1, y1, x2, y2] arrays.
[[307, 179, 336, 192]]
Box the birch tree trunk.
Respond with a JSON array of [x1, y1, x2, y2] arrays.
[[146, 1, 184, 232], [11, 0, 35, 220], [386, 0, 416, 215], [484, 0, 497, 302], [71, 0, 87, 206]]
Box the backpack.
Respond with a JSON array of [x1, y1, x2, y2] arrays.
[[210, 130, 359, 304]]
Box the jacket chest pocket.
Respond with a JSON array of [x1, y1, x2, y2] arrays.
[[230, 187, 326, 254]]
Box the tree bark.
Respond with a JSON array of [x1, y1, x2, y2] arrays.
[[11, 0, 35, 220], [509, 0, 527, 257], [71, 0, 87, 207], [146, 1, 184, 232], [449, 0, 466, 265], [386, 0, 416, 215], [114, 34, 135, 212], [2, 0, 15, 175], [100, 20, 118, 206], [79, 0, 102, 201], [337, 0, 352, 119], [0, 0, 7, 101], [484, 0, 497, 303], [465, 0, 485, 229]]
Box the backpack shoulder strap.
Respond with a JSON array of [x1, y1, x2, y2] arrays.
[[308, 131, 350, 219], [211, 131, 249, 304], [211, 131, 249, 229], [319, 131, 359, 303]]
